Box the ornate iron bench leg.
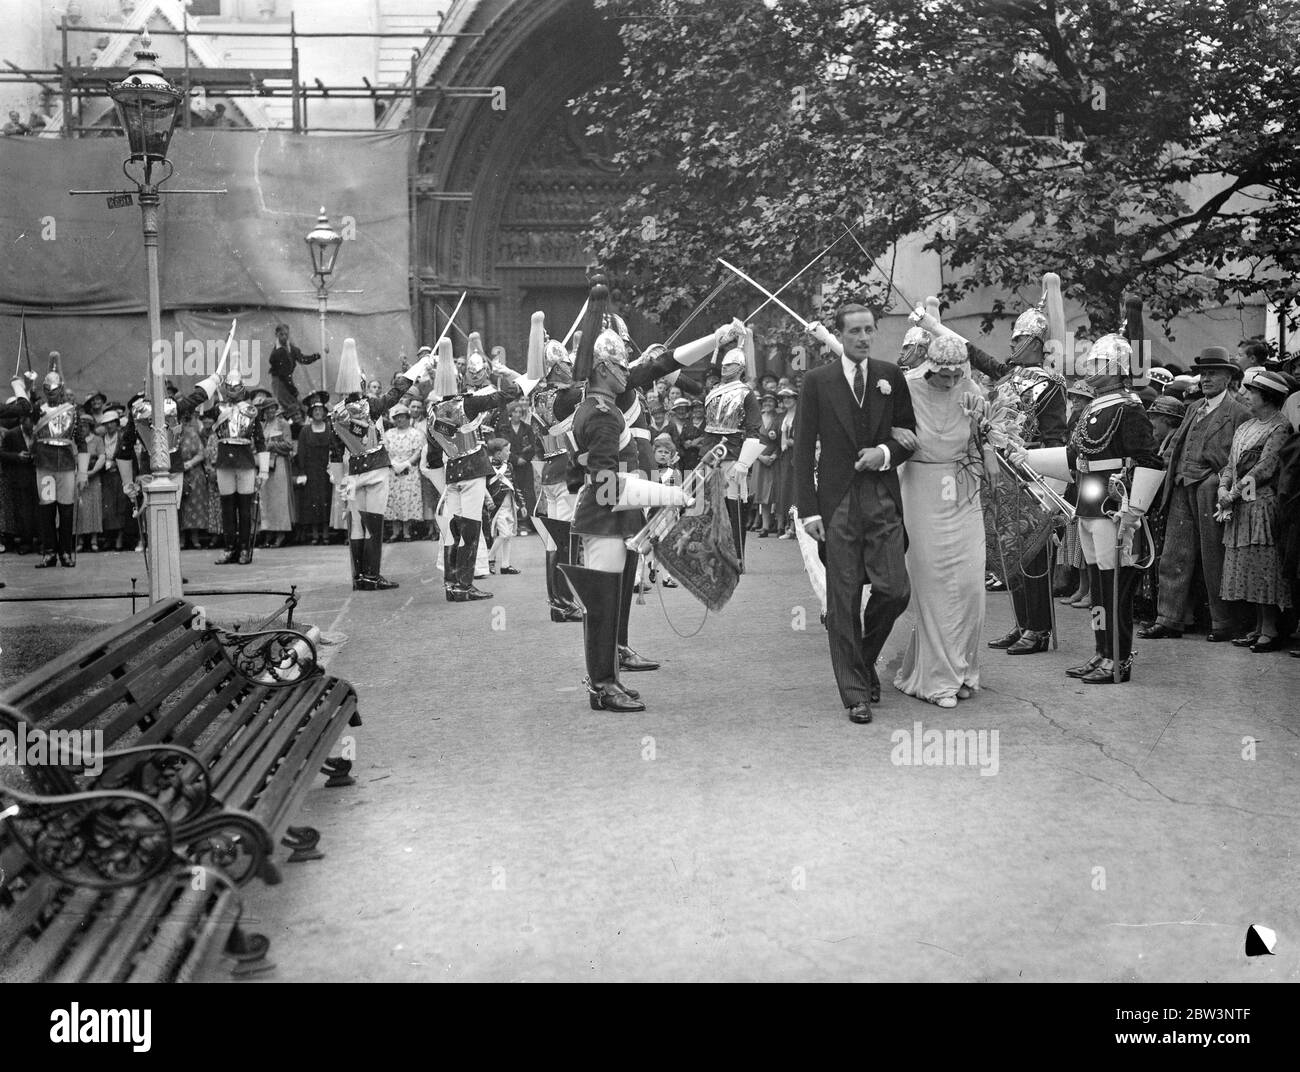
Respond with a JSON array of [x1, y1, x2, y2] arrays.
[[282, 825, 324, 863], [225, 924, 274, 977], [321, 757, 356, 788]]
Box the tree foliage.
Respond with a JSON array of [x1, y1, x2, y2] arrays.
[[577, 0, 1300, 339]]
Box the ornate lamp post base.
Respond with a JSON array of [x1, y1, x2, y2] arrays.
[[141, 473, 184, 601]]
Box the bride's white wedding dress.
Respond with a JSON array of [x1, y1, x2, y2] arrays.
[[893, 369, 987, 705]]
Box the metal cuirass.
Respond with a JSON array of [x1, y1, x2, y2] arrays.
[[704, 382, 748, 435], [221, 400, 258, 441], [38, 403, 75, 443]]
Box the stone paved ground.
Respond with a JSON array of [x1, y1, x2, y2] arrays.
[[1, 534, 1296, 982]]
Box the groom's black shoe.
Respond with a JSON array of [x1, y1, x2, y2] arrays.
[[869, 666, 881, 704], [848, 703, 873, 725], [988, 627, 1022, 649]]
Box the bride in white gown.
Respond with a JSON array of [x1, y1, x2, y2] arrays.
[[892, 333, 989, 709]]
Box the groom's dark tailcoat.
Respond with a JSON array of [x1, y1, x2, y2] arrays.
[[794, 356, 917, 709]]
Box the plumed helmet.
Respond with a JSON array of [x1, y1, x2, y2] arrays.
[[432, 337, 459, 399], [1079, 333, 1132, 378], [593, 328, 629, 370], [545, 339, 571, 369], [902, 325, 931, 349], [1012, 306, 1049, 341], [720, 345, 747, 369]]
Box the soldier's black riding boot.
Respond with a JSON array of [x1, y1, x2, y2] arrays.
[[236, 493, 254, 564], [1081, 567, 1131, 684], [215, 496, 240, 563], [726, 498, 746, 573], [546, 518, 582, 621], [350, 536, 371, 590], [361, 511, 396, 589], [1066, 564, 1107, 677], [57, 503, 75, 566], [617, 551, 659, 672], [454, 518, 491, 601], [558, 564, 645, 712], [35, 503, 58, 567]]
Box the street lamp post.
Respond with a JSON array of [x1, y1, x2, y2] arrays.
[[108, 40, 185, 603], [305, 208, 343, 391]]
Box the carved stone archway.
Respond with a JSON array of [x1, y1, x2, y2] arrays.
[[412, 0, 660, 359]]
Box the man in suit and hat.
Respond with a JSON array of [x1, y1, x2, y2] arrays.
[[1139, 346, 1250, 641], [268, 322, 321, 421]]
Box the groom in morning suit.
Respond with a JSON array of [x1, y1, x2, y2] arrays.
[[795, 304, 917, 724]]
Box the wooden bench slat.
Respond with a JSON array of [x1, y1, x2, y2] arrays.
[[6, 603, 195, 718], [216, 679, 333, 808], [50, 886, 144, 984], [137, 668, 248, 750], [258, 686, 359, 839], [115, 880, 211, 984], [3, 885, 103, 983], [53, 627, 208, 738], [203, 685, 311, 795], [171, 887, 241, 983], [134, 651, 240, 743], [0, 598, 189, 709]]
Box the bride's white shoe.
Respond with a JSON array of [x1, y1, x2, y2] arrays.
[[935, 695, 957, 709]]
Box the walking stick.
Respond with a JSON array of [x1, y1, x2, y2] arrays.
[[1112, 529, 1123, 683], [1047, 532, 1059, 650], [68, 484, 79, 567], [248, 483, 262, 563]]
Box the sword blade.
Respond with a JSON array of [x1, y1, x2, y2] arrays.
[[663, 277, 733, 349], [744, 228, 854, 323], [717, 259, 811, 330], [562, 298, 589, 346], [432, 292, 467, 347]]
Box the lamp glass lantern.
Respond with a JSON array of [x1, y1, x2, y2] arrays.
[[107, 44, 183, 165], [306, 207, 343, 284]]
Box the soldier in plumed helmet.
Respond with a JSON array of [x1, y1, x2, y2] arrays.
[[518, 312, 586, 621], [1022, 319, 1166, 684], [425, 333, 523, 601], [330, 343, 436, 590], [30, 352, 88, 568]]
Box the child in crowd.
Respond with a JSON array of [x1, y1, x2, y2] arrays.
[[485, 438, 525, 576]]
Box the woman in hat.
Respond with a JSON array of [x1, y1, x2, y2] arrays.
[[294, 390, 334, 545], [1218, 369, 1294, 651], [74, 410, 105, 552], [752, 391, 780, 536], [382, 402, 424, 541], [177, 407, 210, 550], [255, 393, 296, 548], [774, 387, 799, 537]]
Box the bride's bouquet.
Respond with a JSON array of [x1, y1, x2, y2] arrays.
[[959, 391, 1027, 454]]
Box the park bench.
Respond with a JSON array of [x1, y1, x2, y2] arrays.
[[0, 595, 361, 980]]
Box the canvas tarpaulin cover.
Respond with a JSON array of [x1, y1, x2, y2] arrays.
[[1, 129, 414, 397]]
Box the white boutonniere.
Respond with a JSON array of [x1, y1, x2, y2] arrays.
[[877, 379, 892, 396]]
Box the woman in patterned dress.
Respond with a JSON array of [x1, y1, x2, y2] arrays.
[[75, 415, 105, 551], [178, 413, 209, 549], [382, 404, 425, 540], [751, 391, 780, 536], [1218, 370, 1294, 652]]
